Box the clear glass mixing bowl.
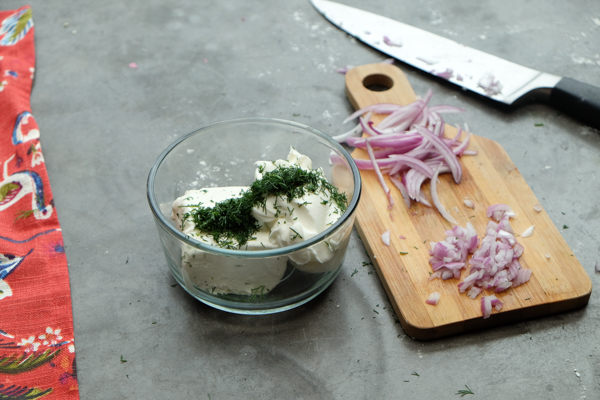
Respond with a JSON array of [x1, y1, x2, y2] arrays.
[[147, 118, 361, 314]]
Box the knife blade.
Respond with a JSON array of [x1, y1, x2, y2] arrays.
[[311, 0, 600, 129]]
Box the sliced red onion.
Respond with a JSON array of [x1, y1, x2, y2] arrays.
[[428, 105, 466, 114], [389, 175, 411, 208], [521, 225, 535, 238], [337, 89, 475, 221], [425, 291, 441, 305], [366, 140, 394, 209], [430, 163, 458, 224], [381, 230, 391, 246], [414, 125, 462, 183], [343, 104, 400, 124], [332, 119, 364, 144]]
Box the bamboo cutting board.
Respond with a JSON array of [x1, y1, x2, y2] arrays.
[[346, 63, 592, 340]]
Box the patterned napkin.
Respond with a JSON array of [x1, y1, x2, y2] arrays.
[[0, 6, 79, 399]]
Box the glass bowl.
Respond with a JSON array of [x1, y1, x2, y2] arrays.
[[147, 118, 361, 314]]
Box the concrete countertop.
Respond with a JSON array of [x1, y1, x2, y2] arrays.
[[2, 0, 599, 398]]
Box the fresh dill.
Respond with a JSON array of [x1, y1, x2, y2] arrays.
[[183, 165, 347, 248], [455, 385, 474, 397], [351, 269, 358, 277], [249, 285, 267, 301]]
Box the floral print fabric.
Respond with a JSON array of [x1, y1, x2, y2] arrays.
[[0, 6, 79, 399]]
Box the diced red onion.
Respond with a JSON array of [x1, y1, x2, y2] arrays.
[[533, 204, 543, 213], [486, 204, 512, 221], [425, 291, 441, 305], [521, 225, 535, 238], [435, 68, 454, 80], [464, 199, 474, 209], [478, 73, 503, 96], [383, 35, 403, 47], [381, 230, 391, 246], [481, 296, 492, 319]]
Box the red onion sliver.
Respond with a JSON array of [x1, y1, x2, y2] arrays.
[[366, 140, 394, 209], [343, 104, 400, 124], [414, 125, 462, 183], [430, 163, 458, 224], [389, 175, 411, 208]]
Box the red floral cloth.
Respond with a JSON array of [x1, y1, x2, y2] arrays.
[[0, 6, 79, 399]]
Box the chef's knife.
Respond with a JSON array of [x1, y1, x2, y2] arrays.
[[311, 0, 600, 129]]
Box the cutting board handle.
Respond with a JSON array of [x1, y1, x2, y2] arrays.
[[345, 63, 418, 113]]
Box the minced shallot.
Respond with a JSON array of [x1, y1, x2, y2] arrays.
[[428, 204, 533, 319]]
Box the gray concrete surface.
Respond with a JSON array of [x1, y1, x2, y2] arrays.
[[2, 0, 599, 398]]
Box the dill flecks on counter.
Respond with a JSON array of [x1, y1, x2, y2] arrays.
[[183, 165, 348, 248]]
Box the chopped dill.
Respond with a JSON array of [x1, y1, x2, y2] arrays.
[[183, 165, 348, 248]]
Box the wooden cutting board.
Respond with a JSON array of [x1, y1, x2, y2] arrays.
[[346, 63, 592, 340]]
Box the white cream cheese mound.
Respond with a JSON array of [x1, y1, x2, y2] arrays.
[[171, 148, 349, 295]]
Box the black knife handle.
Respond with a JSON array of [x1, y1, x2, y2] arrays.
[[549, 77, 600, 130]]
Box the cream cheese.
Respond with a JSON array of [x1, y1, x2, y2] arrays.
[[171, 148, 348, 295]]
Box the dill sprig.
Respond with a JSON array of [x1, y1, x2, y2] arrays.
[[183, 165, 348, 248], [455, 385, 474, 397]]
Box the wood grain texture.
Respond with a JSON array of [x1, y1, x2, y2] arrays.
[[345, 63, 592, 340]]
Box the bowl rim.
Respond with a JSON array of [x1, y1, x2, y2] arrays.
[[147, 117, 361, 258]]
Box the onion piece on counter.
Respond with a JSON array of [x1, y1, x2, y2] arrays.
[[381, 230, 391, 246], [521, 225, 535, 238], [425, 292, 441, 305], [595, 261, 600, 274]]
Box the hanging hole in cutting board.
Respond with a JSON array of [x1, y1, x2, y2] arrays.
[[363, 74, 394, 92]]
